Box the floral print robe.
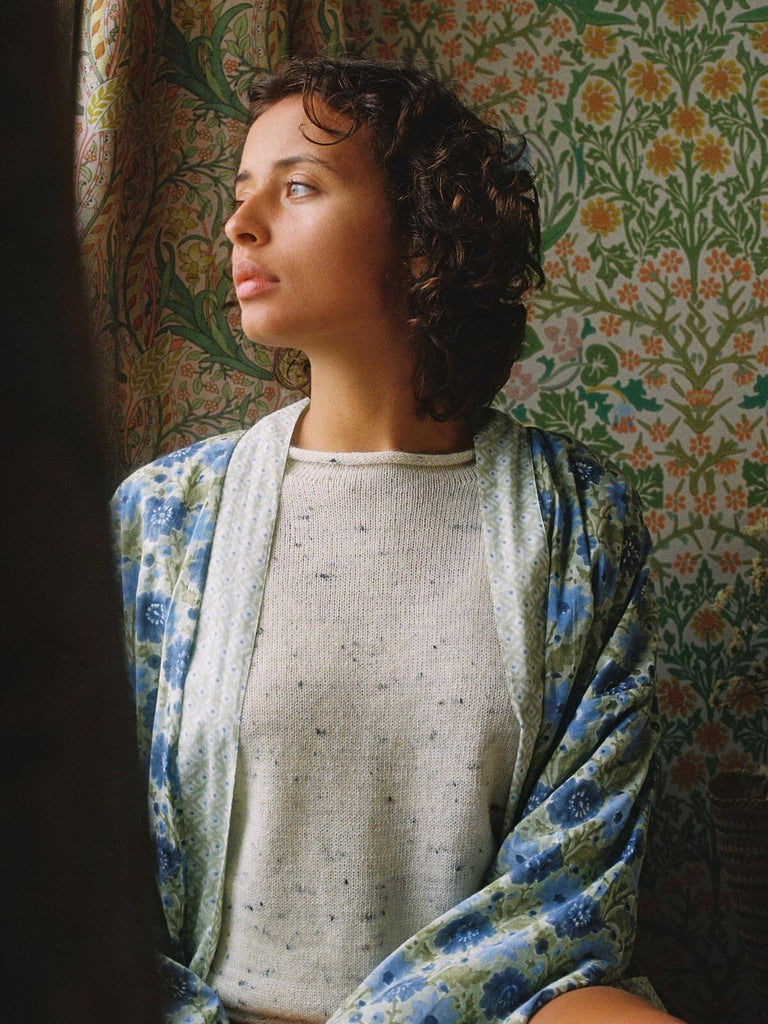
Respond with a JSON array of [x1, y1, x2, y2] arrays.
[[112, 398, 659, 1023]]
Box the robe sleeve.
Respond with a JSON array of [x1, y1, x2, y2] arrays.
[[325, 430, 660, 1024], [111, 439, 236, 1024]]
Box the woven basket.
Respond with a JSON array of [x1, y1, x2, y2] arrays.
[[707, 769, 768, 1002]]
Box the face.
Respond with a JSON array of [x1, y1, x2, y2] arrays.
[[225, 94, 410, 357]]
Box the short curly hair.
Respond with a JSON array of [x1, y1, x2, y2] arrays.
[[245, 56, 544, 421]]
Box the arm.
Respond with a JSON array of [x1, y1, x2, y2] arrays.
[[530, 986, 687, 1023], [111, 439, 236, 1024]]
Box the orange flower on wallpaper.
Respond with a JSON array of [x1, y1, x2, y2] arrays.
[[701, 59, 742, 101], [513, 50, 535, 72], [645, 510, 666, 535], [618, 348, 640, 370], [582, 25, 616, 60], [750, 23, 768, 54], [665, 491, 687, 513], [733, 368, 755, 387], [646, 135, 682, 176], [696, 721, 729, 755], [689, 433, 711, 456], [638, 259, 658, 281], [719, 550, 742, 574], [572, 254, 591, 273], [549, 16, 572, 38], [733, 331, 754, 353], [650, 419, 670, 442], [580, 196, 621, 234], [600, 313, 622, 337], [628, 443, 653, 469], [541, 54, 560, 75], [667, 459, 689, 478], [659, 677, 696, 718], [705, 248, 731, 273], [693, 493, 716, 515], [617, 282, 639, 306], [731, 257, 751, 280], [642, 335, 664, 357], [670, 276, 692, 299], [756, 79, 768, 116], [725, 487, 747, 511], [670, 104, 705, 138], [734, 417, 754, 441], [698, 276, 722, 299], [659, 249, 683, 273], [628, 61, 672, 102], [673, 552, 698, 575], [663, 0, 700, 27], [693, 133, 731, 175], [685, 388, 714, 407], [580, 78, 615, 124], [670, 750, 705, 789]]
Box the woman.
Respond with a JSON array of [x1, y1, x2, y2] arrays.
[[113, 57, 682, 1024]]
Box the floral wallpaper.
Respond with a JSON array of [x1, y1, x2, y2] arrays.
[[75, 1, 767, 1021]]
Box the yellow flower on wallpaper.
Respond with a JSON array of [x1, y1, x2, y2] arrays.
[[628, 60, 672, 102], [177, 0, 210, 31], [663, 0, 700, 26], [756, 79, 768, 117], [178, 240, 215, 287], [165, 207, 198, 241], [670, 104, 705, 138], [693, 133, 732, 175], [646, 135, 683, 176], [582, 25, 617, 60], [749, 22, 768, 54], [701, 59, 742, 100], [580, 197, 622, 235], [580, 79, 616, 125]]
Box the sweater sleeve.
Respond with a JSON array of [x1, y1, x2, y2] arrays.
[[325, 431, 659, 1024]]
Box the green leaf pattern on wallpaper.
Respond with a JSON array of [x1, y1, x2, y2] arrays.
[[76, 2, 767, 1021]]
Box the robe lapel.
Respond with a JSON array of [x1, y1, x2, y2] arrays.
[[473, 410, 549, 836], [177, 397, 309, 977]]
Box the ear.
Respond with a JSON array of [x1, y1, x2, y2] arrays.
[[409, 255, 428, 279]]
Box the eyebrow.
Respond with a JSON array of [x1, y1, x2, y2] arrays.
[[234, 154, 340, 185]]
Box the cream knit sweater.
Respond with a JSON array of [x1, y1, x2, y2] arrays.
[[207, 448, 519, 1023]]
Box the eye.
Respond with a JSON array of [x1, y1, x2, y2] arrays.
[[286, 180, 315, 198]]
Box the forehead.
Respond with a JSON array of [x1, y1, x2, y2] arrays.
[[239, 94, 378, 178]]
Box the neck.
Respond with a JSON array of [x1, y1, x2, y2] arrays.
[[290, 351, 473, 454]]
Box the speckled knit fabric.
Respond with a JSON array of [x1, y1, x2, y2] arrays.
[[207, 447, 519, 1024]]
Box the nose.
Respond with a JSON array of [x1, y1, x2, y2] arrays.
[[224, 195, 269, 246]]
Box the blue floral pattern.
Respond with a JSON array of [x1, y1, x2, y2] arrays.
[[112, 403, 659, 1023]]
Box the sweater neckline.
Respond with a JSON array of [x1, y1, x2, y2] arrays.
[[287, 446, 476, 467]]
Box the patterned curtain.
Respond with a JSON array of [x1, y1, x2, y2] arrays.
[[75, 2, 767, 1022]]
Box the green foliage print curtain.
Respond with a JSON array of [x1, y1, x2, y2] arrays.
[[75, 0, 345, 476], [76, 2, 767, 1022]]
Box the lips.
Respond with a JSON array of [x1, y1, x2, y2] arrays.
[[233, 260, 279, 299]]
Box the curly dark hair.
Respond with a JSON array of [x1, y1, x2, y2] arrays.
[[245, 56, 544, 421]]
